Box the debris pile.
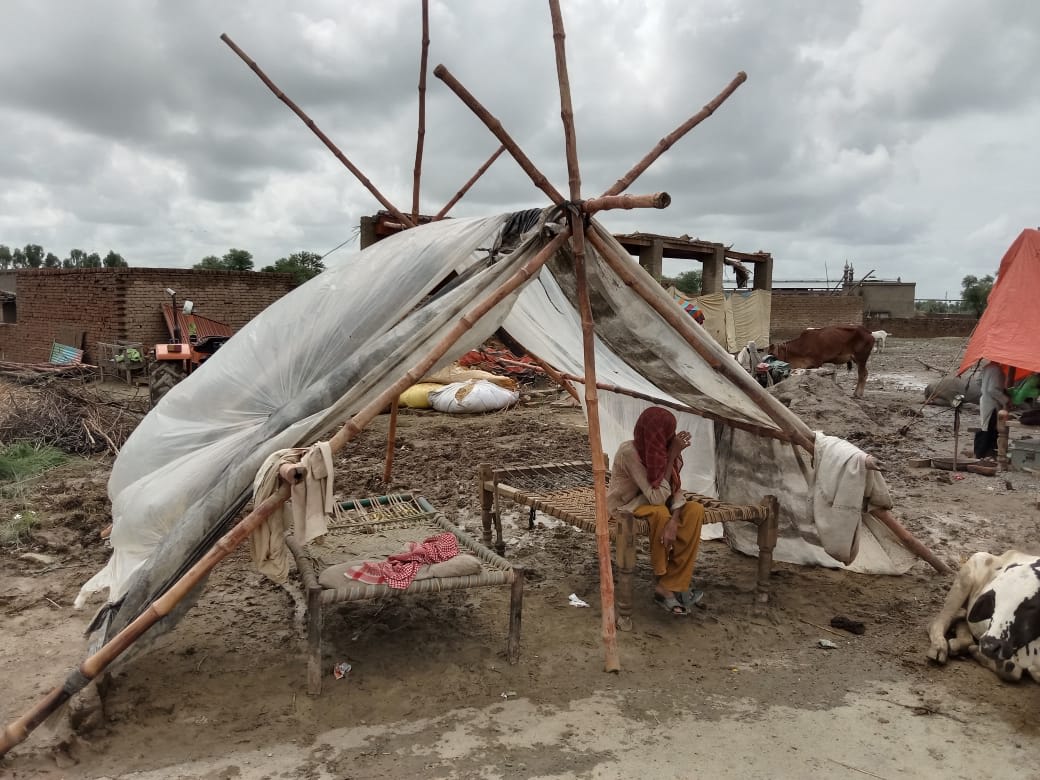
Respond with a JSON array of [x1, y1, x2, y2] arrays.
[[0, 375, 145, 456]]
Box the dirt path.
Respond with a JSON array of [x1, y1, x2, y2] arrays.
[[2, 337, 1040, 779]]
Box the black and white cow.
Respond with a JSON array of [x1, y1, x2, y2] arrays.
[[927, 551, 1040, 681]]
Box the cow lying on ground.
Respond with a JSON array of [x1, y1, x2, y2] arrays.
[[927, 551, 1040, 682], [767, 325, 875, 398], [871, 330, 889, 352]]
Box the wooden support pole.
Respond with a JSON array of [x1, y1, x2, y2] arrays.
[[328, 227, 571, 453], [507, 567, 525, 664], [870, 509, 951, 574], [383, 398, 399, 483], [602, 71, 747, 197], [434, 145, 506, 220], [434, 63, 566, 206], [584, 228, 817, 453], [412, 0, 430, 222], [559, 372, 797, 444], [0, 226, 573, 759], [220, 33, 415, 230], [573, 219, 619, 672], [584, 192, 671, 215], [549, 0, 618, 672], [0, 480, 291, 756]]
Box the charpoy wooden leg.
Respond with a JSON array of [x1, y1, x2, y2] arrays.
[[755, 495, 779, 607], [507, 567, 525, 664], [307, 584, 324, 695], [615, 511, 635, 631], [478, 464, 494, 549]]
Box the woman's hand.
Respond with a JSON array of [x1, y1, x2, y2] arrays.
[[670, 430, 692, 455], [660, 517, 679, 549]]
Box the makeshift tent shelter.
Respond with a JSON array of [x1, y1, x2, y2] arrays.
[[959, 228, 1040, 376], [0, 1, 946, 756]]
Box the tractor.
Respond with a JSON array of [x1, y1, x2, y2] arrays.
[[149, 288, 233, 407]]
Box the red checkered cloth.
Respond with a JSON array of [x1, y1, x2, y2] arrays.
[[344, 532, 460, 590]]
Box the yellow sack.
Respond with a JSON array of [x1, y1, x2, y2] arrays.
[[398, 382, 444, 409], [422, 364, 518, 391]]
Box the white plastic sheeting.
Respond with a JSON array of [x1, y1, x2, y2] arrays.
[[79, 212, 530, 618], [80, 207, 909, 643], [716, 429, 917, 574]]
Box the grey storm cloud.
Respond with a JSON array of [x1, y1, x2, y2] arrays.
[[0, 0, 1038, 296]]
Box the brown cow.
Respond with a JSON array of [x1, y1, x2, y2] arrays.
[[767, 325, 875, 398]]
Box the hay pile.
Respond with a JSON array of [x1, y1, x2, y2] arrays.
[[0, 374, 146, 455]]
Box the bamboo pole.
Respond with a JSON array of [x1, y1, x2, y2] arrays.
[[496, 354, 581, 402], [220, 33, 415, 230], [383, 398, 400, 483], [434, 64, 566, 207], [412, 0, 430, 222], [602, 71, 747, 197], [585, 229, 817, 452], [584, 192, 671, 215], [0, 481, 292, 757], [549, 0, 581, 202], [559, 373, 797, 444], [0, 227, 573, 759], [329, 228, 570, 452], [548, 0, 618, 672], [434, 145, 506, 220], [869, 509, 951, 574]]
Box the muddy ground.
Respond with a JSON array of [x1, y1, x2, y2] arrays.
[[2, 337, 1040, 779]]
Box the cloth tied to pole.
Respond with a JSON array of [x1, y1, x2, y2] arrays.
[[250, 441, 336, 582]]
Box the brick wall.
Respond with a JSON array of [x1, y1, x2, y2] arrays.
[[121, 268, 294, 349], [769, 293, 864, 341], [0, 270, 122, 363], [865, 314, 977, 338], [0, 268, 294, 364]]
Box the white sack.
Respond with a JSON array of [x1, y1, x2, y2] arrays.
[[429, 379, 519, 413]]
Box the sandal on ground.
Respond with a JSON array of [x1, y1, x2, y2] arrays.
[[654, 593, 689, 616], [676, 588, 705, 608]]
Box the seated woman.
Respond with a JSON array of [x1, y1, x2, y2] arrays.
[[606, 406, 705, 616]]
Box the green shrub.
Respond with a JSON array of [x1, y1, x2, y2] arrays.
[[0, 442, 68, 482]]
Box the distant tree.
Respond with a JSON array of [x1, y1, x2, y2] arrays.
[[103, 250, 128, 268], [23, 244, 44, 268], [83, 252, 102, 268], [261, 251, 325, 285], [11, 248, 26, 268], [193, 248, 253, 271], [44, 252, 61, 268], [0, 245, 10, 270], [666, 269, 702, 296], [64, 248, 86, 268], [193, 255, 223, 270], [961, 274, 994, 317]]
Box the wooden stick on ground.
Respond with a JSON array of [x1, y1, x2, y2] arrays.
[[434, 145, 506, 220], [220, 33, 415, 230], [412, 0, 430, 222]]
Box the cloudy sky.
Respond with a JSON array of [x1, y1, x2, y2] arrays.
[[1, 0, 1037, 298]]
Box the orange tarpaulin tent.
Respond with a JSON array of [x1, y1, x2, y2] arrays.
[[959, 228, 1040, 376]]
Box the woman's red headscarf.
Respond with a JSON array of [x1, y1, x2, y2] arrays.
[[633, 406, 682, 491]]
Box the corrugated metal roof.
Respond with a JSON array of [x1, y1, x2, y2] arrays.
[[161, 303, 234, 342]]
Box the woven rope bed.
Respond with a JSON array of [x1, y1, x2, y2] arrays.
[[285, 494, 524, 694], [477, 461, 777, 629]]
